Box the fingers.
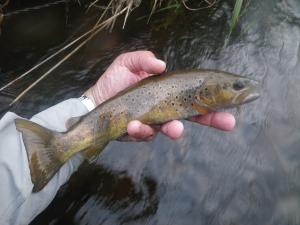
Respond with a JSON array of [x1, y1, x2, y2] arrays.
[[161, 120, 184, 140], [127, 112, 235, 142], [127, 120, 184, 141], [189, 112, 236, 131], [127, 120, 157, 141], [119, 51, 166, 76]]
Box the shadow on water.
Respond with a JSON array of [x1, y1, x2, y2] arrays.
[[1, 0, 300, 224], [30, 162, 159, 225]]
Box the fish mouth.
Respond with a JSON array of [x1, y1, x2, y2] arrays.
[[232, 79, 260, 105], [243, 92, 260, 104], [242, 79, 260, 104]]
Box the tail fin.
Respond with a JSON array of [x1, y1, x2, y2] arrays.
[[15, 119, 64, 192]]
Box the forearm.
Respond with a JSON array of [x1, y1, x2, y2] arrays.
[[0, 98, 89, 225]]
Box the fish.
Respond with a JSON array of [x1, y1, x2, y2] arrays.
[[15, 69, 260, 192]]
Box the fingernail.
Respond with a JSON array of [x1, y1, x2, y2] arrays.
[[157, 59, 166, 68], [162, 121, 184, 140], [128, 120, 141, 135], [223, 114, 236, 131]]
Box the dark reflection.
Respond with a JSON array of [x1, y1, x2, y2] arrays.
[[0, 0, 67, 70], [31, 163, 159, 225]]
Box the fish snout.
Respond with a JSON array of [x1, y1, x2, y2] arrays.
[[243, 79, 260, 103], [244, 91, 260, 103]]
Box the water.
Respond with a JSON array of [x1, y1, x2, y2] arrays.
[[1, 0, 300, 224]]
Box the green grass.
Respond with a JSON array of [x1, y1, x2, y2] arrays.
[[229, 0, 244, 34]]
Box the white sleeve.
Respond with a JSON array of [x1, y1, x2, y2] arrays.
[[0, 98, 89, 225]]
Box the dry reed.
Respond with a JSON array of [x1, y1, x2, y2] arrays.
[[0, 0, 225, 105]]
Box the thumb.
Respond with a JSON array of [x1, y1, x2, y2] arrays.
[[120, 51, 166, 75]]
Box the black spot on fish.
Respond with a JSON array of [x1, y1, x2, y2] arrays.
[[188, 95, 191, 98], [184, 98, 187, 102], [204, 88, 209, 96], [172, 103, 175, 106]]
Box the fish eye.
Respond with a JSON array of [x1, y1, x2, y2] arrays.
[[232, 80, 245, 91]]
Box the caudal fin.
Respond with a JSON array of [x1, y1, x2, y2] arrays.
[[15, 119, 64, 192]]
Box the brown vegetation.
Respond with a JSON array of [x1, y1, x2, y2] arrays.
[[0, 0, 233, 105]]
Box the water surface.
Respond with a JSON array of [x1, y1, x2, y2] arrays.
[[1, 0, 300, 224]]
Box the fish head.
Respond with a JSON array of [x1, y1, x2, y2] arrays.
[[195, 73, 260, 110]]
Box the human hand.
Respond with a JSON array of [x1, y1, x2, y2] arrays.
[[84, 51, 236, 141]]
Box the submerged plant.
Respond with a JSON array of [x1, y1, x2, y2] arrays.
[[0, 11, 3, 31], [0, 0, 9, 34], [229, 0, 244, 34]]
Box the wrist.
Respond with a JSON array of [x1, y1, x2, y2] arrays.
[[84, 83, 107, 106], [83, 89, 97, 106]]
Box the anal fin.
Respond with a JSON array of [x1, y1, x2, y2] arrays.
[[82, 141, 108, 161]]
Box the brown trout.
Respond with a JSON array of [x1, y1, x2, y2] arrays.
[[15, 69, 260, 192]]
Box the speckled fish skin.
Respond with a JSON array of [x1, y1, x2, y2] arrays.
[[15, 69, 260, 192]]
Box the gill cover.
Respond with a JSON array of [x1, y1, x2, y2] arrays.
[[196, 74, 259, 110]]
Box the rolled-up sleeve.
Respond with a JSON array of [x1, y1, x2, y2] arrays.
[[0, 98, 89, 225]]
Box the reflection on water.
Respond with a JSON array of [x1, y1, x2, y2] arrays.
[[34, 163, 159, 225], [1, 0, 300, 224]]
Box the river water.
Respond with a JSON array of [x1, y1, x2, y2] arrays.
[[1, 0, 300, 224]]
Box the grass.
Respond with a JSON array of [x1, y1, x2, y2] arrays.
[[230, 0, 244, 35], [0, 0, 10, 32], [0, 0, 247, 105]]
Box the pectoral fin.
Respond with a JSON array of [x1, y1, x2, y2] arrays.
[[192, 104, 210, 115]]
